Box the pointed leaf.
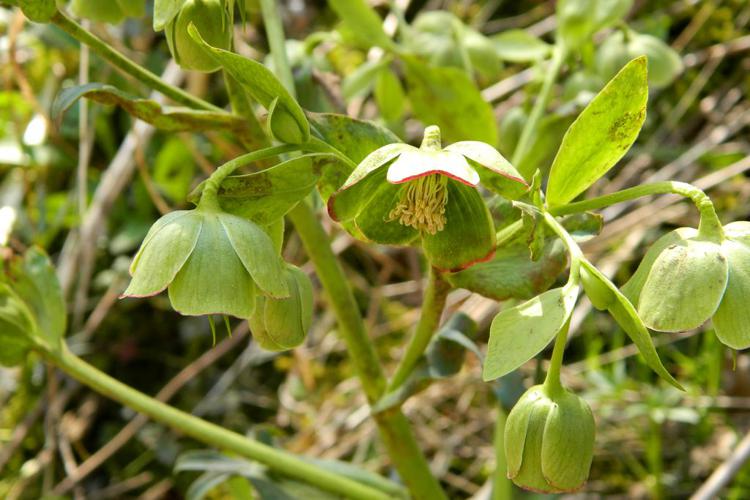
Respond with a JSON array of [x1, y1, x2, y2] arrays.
[[328, 0, 395, 50], [188, 25, 309, 143], [580, 259, 683, 389], [491, 30, 552, 62], [52, 83, 251, 139], [546, 57, 648, 206], [483, 285, 578, 381]]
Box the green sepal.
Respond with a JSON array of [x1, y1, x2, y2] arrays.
[[354, 180, 417, 245], [249, 265, 313, 351], [580, 259, 683, 390], [444, 141, 528, 199], [168, 213, 257, 318], [540, 390, 595, 491], [422, 180, 496, 271], [220, 214, 288, 298], [713, 239, 750, 349], [638, 236, 728, 332], [123, 211, 202, 298]]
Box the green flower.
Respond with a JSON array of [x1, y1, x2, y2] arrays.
[[248, 264, 313, 351], [624, 222, 750, 349], [122, 207, 288, 318], [505, 385, 595, 493], [328, 125, 527, 270]]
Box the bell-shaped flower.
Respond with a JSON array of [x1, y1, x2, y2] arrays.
[[122, 206, 288, 318], [248, 264, 313, 351], [623, 221, 750, 349], [328, 125, 528, 270], [505, 385, 595, 493]]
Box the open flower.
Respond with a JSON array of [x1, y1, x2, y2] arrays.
[[122, 207, 288, 318], [328, 125, 528, 270]]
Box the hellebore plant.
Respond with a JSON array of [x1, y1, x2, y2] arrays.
[[328, 125, 528, 270], [5, 0, 750, 499]]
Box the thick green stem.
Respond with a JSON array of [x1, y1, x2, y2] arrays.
[[47, 346, 391, 500], [288, 203, 447, 500], [387, 269, 451, 392], [259, 1, 446, 495], [548, 181, 724, 241], [512, 44, 566, 169], [51, 11, 222, 112]]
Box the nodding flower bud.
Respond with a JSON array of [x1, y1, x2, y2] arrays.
[[505, 385, 595, 493], [248, 264, 313, 351], [166, 0, 233, 72], [122, 206, 288, 318], [622, 227, 729, 333]]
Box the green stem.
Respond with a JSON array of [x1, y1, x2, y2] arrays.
[[548, 181, 724, 240], [512, 44, 566, 169], [387, 269, 451, 392], [542, 319, 570, 398], [260, 0, 446, 495], [51, 11, 222, 112], [198, 144, 300, 209], [288, 203, 447, 500], [541, 210, 582, 281], [258, 0, 295, 94], [47, 346, 391, 500]]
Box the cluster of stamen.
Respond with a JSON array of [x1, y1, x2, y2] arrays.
[[387, 174, 449, 235]]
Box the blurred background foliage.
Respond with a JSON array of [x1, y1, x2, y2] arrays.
[[1, 0, 750, 498]]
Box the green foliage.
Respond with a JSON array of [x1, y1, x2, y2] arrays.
[[546, 56, 648, 206]]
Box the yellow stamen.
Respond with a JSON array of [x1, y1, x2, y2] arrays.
[[387, 174, 449, 235]]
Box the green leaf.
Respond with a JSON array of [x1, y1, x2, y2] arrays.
[[328, 0, 394, 50], [491, 30, 552, 62], [308, 112, 400, 200], [154, 0, 186, 30], [483, 285, 578, 381], [403, 56, 498, 145], [446, 238, 567, 301], [579, 259, 683, 389], [546, 56, 648, 206], [52, 83, 251, 139], [10, 248, 66, 346], [0, 284, 36, 366], [189, 154, 324, 224], [188, 25, 310, 143]]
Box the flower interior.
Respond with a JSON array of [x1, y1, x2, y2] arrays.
[[387, 174, 449, 234]]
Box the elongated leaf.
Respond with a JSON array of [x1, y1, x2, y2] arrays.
[[546, 56, 648, 206], [53, 83, 251, 139], [189, 154, 324, 224], [579, 259, 683, 389], [188, 25, 309, 143], [403, 56, 498, 145], [329, 0, 394, 50], [483, 285, 578, 381]]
